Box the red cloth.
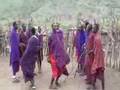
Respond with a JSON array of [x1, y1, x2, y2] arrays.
[[91, 68, 104, 82], [50, 53, 69, 78], [85, 32, 95, 81], [85, 32, 94, 70], [50, 53, 61, 78], [91, 33, 105, 74]]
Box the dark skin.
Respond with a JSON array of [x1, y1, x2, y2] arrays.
[[93, 24, 99, 33], [84, 21, 89, 30], [13, 22, 18, 31], [38, 26, 41, 33], [77, 25, 84, 31], [37, 26, 42, 73], [52, 23, 60, 31], [86, 24, 92, 33], [22, 24, 26, 32]]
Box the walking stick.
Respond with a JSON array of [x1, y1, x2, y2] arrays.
[[74, 51, 85, 78], [74, 46, 86, 78]]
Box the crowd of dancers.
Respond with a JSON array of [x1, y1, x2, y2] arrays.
[[9, 21, 105, 90]]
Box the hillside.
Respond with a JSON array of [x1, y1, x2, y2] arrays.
[[0, 0, 120, 26]]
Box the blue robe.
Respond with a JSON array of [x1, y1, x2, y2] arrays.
[[75, 30, 86, 64]]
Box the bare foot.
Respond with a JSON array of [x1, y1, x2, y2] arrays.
[[30, 84, 36, 89], [12, 78, 20, 83], [79, 72, 85, 76], [34, 73, 37, 76], [32, 86, 36, 89], [86, 81, 92, 85], [49, 85, 57, 89], [38, 70, 42, 74], [92, 85, 97, 90], [55, 82, 61, 87]]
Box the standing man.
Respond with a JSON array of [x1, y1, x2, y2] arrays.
[[91, 24, 105, 90], [48, 23, 70, 89], [10, 22, 20, 82], [36, 26, 44, 73], [26, 24, 32, 43], [74, 25, 86, 74], [19, 24, 27, 57], [21, 27, 39, 89], [84, 24, 94, 84]]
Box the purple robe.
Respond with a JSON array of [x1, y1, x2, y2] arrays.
[[48, 30, 70, 70], [10, 27, 20, 75], [56, 30, 64, 46], [21, 35, 39, 82]]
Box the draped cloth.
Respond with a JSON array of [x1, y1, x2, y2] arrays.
[[91, 33, 105, 74], [10, 27, 20, 75], [48, 30, 70, 78], [50, 53, 61, 77], [74, 30, 86, 64], [91, 33, 105, 84], [21, 35, 39, 82], [85, 32, 105, 83], [54, 30, 64, 46], [84, 32, 95, 82]]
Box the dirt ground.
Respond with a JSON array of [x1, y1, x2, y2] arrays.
[[0, 56, 120, 90]]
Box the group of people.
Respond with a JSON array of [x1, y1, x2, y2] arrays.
[[10, 22, 44, 89], [74, 22, 105, 90], [9, 21, 105, 90]]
